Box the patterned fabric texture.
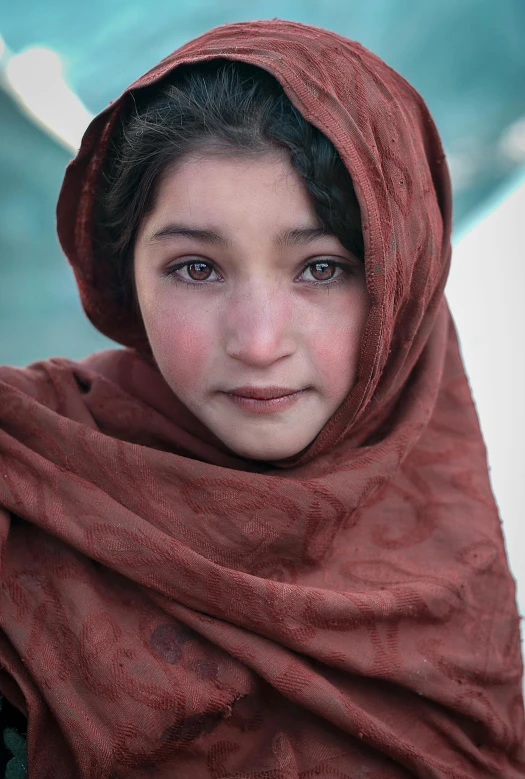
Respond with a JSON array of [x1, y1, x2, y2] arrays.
[[0, 18, 524, 778]]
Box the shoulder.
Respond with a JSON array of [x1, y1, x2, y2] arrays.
[[0, 359, 67, 413], [0, 350, 125, 414]]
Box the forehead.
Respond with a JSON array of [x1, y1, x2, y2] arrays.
[[149, 151, 316, 222]]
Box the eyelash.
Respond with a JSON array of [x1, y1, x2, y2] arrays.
[[162, 259, 355, 289]]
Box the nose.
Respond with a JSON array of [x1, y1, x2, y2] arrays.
[[224, 282, 296, 367]]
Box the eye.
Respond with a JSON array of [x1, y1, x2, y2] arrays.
[[165, 260, 219, 283], [163, 257, 355, 287], [184, 261, 214, 281], [300, 260, 349, 284]]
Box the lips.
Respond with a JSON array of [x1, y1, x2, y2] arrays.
[[227, 386, 300, 400]]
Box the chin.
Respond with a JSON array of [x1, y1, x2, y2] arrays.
[[239, 448, 302, 462], [223, 434, 313, 462]]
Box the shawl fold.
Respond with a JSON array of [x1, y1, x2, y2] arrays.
[[0, 19, 523, 778]]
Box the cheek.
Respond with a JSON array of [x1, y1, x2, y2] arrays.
[[141, 296, 215, 388], [309, 291, 369, 396]]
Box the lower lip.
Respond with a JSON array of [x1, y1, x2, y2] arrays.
[[225, 390, 307, 413]]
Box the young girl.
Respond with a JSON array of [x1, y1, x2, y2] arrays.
[[1, 19, 523, 779]]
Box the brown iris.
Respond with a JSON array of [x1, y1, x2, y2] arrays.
[[187, 262, 213, 281], [310, 261, 335, 281]]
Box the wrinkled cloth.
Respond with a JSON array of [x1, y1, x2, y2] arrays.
[[1, 18, 524, 779]]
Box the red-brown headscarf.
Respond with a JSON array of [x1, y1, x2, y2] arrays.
[[1, 19, 524, 778]]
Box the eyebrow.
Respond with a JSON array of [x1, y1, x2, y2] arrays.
[[145, 224, 330, 247]]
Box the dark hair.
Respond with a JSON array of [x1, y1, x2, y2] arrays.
[[96, 59, 364, 295]]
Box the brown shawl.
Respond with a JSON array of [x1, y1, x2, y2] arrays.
[[1, 19, 523, 778]]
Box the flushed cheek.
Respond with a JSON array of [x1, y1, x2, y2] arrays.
[[311, 337, 356, 398], [143, 301, 215, 392], [307, 304, 366, 400]]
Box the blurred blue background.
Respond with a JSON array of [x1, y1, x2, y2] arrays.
[[1, 0, 525, 365]]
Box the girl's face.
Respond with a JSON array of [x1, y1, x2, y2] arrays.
[[134, 151, 370, 461]]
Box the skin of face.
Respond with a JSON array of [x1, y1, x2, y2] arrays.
[[133, 151, 370, 461]]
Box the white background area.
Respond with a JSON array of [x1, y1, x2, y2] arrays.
[[447, 174, 524, 621]]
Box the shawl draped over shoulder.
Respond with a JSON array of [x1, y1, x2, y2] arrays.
[[0, 19, 523, 779]]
